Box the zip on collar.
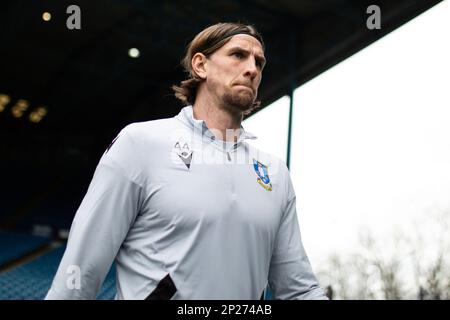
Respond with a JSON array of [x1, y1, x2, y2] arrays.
[[175, 105, 257, 144]]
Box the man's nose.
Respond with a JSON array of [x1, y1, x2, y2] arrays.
[[243, 58, 258, 79]]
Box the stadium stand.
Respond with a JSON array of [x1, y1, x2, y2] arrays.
[[0, 231, 51, 267], [0, 238, 116, 300]]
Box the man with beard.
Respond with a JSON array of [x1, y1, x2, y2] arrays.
[[46, 22, 327, 300]]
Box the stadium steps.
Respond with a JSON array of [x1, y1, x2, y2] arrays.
[[0, 230, 53, 271], [0, 232, 116, 299]]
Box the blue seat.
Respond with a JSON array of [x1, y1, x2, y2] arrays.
[[0, 244, 116, 300], [0, 231, 51, 267]]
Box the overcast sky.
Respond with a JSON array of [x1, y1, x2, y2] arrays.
[[243, 0, 450, 271]]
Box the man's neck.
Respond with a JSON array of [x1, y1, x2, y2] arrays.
[[192, 95, 243, 142]]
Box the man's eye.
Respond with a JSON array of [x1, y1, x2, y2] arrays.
[[232, 52, 243, 59]]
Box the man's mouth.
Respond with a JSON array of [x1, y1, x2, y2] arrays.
[[234, 84, 253, 92]]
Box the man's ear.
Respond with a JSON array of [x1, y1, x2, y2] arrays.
[[191, 53, 207, 80]]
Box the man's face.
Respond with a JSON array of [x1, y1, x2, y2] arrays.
[[203, 34, 266, 113]]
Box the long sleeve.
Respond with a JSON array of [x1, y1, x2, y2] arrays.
[[268, 168, 328, 300], [45, 127, 143, 299]]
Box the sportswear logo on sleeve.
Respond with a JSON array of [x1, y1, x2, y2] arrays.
[[174, 140, 193, 169], [253, 159, 273, 191]]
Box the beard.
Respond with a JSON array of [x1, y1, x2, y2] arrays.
[[221, 86, 256, 113]]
